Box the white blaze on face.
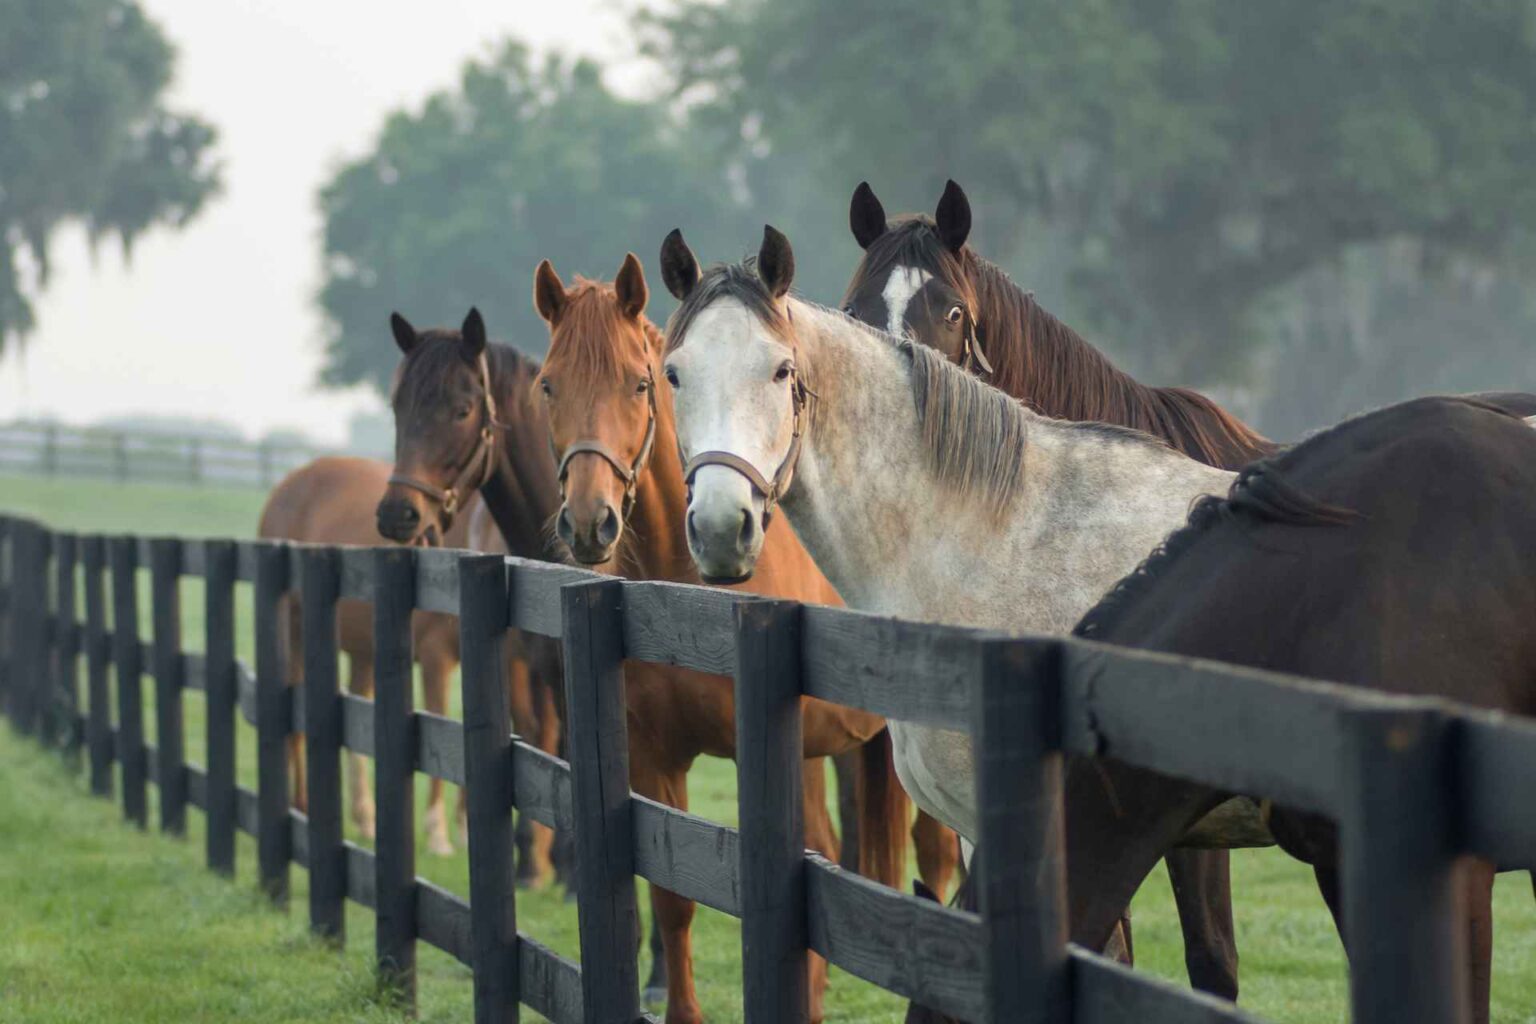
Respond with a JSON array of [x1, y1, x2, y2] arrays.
[[880, 265, 932, 338]]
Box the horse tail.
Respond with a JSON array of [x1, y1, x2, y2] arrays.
[[856, 728, 910, 888]]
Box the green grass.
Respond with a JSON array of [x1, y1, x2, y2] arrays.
[[3, 473, 1536, 1022]]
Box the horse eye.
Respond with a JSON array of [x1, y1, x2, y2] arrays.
[[636, 378, 650, 395], [774, 363, 793, 382], [454, 405, 473, 420], [539, 379, 553, 396], [665, 367, 680, 388], [946, 305, 964, 325]]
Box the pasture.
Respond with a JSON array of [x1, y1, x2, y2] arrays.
[[4, 472, 1536, 1023]]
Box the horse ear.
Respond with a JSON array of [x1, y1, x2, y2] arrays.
[[934, 179, 971, 253], [460, 307, 487, 360], [614, 252, 649, 319], [390, 312, 419, 355], [757, 224, 795, 299], [533, 260, 567, 326], [660, 228, 700, 301], [849, 181, 888, 250]]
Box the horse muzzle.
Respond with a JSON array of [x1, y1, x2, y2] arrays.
[[684, 475, 764, 584], [556, 501, 621, 566]]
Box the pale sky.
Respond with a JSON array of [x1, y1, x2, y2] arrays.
[[0, 0, 659, 445]]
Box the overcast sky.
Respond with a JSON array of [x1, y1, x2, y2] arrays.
[[0, 0, 657, 444]]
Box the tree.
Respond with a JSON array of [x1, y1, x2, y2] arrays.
[[0, 0, 220, 348], [643, 0, 1536, 387], [317, 43, 746, 393]]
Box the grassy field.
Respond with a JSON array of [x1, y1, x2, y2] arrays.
[[3, 472, 1536, 1023]]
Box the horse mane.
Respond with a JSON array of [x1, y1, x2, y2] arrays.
[[663, 259, 791, 355], [845, 217, 1277, 470], [393, 330, 542, 418], [543, 278, 666, 383]]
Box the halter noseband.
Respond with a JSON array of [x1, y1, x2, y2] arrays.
[[552, 368, 659, 521], [682, 369, 814, 528], [387, 351, 503, 533]]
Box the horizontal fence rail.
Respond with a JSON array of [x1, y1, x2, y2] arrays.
[[0, 421, 378, 489], [1, 511, 1534, 1024]]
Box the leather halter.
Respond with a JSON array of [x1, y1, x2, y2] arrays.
[[552, 368, 658, 521], [387, 352, 503, 533], [682, 369, 814, 528]]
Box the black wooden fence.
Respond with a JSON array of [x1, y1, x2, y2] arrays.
[[2, 509, 1535, 1024]]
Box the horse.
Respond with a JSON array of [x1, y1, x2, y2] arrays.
[[1062, 395, 1536, 1024], [842, 179, 1277, 998], [529, 253, 913, 1024], [259, 456, 557, 878]]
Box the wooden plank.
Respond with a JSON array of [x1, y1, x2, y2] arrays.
[[734, 599, 808, 1024], [181, 653, 206, 691], [512, 740, 573, 830], [337, 547, 375, 600], [562, 577, 641, 1024], [341, 692, 374, 757], [186, 762, 207, 808], [521, 936, 586, 1024], [1459, 712, 1536, 868], [301, 546, 345, 943], [237, 785, 259, 837], [459, 554, 519, 1024], [416, 880, 474, 966], [1339, 707, 1462, 1024], [1070, 947, 1266, 1024], [53, 532, 79, 751], [290, 809, 311, 868], [134, 537, 153, 569], [179, 540, 206, 578], [204, 539, 239, 875], [631, 795, 741, 915], [110, 536, 147, 828], [235, 541, 260, 582], [150, 538, 187, 835], [620, 580, 744, 675], [15, 522, 46, 736], [346, 841, 377, 910], [416, 711, 466, 786], [973, 638, 1067, 1024], [372, 546, 417, 1009], [414, 547, 461, 615], [800, 604, 987, 730], [236, 658, 257, 728], [804, 856, 986, 1021], [82, 536, 113, 796], [507, 557, 597, 636], [254, 541, 291, 905]]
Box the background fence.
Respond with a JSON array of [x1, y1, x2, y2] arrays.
[[0, 422, 339, 487], [2, 510, 1534, 1024]]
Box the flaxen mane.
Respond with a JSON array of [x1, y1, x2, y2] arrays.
[[845, 217, 1277, 470]]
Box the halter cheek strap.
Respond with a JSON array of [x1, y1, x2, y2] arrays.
[[552, 369, 659, 521], [387, 351, 503, 533], [682, 372, 814, 528]]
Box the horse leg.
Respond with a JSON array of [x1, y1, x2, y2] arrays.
[[802, 757, 836, 1024], [1165, 848, 1239, 1000], [283, 599, 307, 812], [636, 761, 702, 1024], [531, 665, 573, 890], [1464, 858, 1495, 1024], [346, 652, 375, 841], [505, 653, 555, 888], [913, 812, 960, 902], [831, 749, 860, 870], [420, 639, 454, 856], [643, 914, 668, 1006]]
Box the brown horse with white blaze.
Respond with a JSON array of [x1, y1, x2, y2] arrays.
[[531, 253, 900, 1024]]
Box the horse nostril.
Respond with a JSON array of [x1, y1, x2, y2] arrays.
[[556, 507, 576, 546], [686, 509, 699, 549], [738, 509, 756, 550], [595, 506, 620, 547], [399, 505, 419, 527]]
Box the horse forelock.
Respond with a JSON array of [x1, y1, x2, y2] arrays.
[[395, 332, 539, 422], [663, 259, 791, 356], [544, 278, 662, 385]]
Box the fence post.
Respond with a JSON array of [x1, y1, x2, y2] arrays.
[[302, 546, 345, 943], [1340, 706, 1463, 1024], [733, 599, 808, 1024], [564, 577, 640, 1024], [110, 537, 147, 827], [150, 538, 186, 834], [83, 536, 112, 795], [374, 546, 418, 1009], [114, 433, 128, 483], [12, 522, 45, 736], [255, 541, 292, 906], [972, 638, 1068, 1024], [53, 532, 80, 754], [459, 554, 519, 1024], [205, 540, 238, 875]]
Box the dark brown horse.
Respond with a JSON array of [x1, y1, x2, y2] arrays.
[[1068, 395, 1536, 1024], [846, 180, 1276, 1001], [531, 254, 902, 1024]]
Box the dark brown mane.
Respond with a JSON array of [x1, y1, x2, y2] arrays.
[[845, 217, 1277, 471]]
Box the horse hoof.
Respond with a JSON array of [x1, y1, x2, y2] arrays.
[[426, 834, 454, 857]]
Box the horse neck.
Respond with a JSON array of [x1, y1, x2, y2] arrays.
[[478, 347, 562, 561], [976, 267, 1273, 469]]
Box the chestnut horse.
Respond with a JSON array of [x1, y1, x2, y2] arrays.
[[259, 456, 559, 880], [843, 179, 1279, 1000]]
